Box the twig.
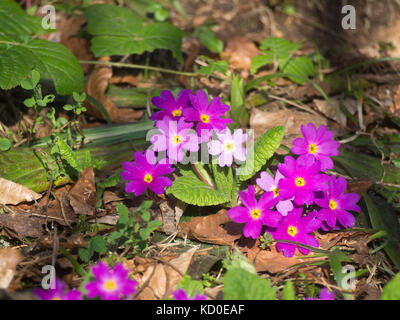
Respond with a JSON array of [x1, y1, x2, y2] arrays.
[[267, 94, 320, 116]]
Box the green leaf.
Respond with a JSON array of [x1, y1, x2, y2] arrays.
[[328, 249, 352, 299], [78, 248, 91, 263], [0, 138, 12, 151], [91, 235, 107, 254], [140, 210, 151, 222], [177, 275, 204, 297], [54, 136, 81, 174], [139, 228, 151, 240], [211, 162, 237, 207], [250, 53, 274, 74], [198, 27, 224, 54], [85, 4, 183, 62], [116, 203, 129, 225], [223, 268, 277, 300], [381, 273, 400, 300], [230, 75, 249, 128], [0, 46, 35, 90], [283, 56, 316, 84], [147, 220, 162, 231], [27, 39, 84, 95], [363, 193, 400, 269], [198, 56, 228, 76], [169, 172, 230, 206], [282, 281, 297, 300], [260, 37, 301, 67], [237, 126, 285, 181]]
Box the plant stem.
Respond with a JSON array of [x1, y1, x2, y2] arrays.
[[79, 60, 198, 77], [192, 163, 215, 189]]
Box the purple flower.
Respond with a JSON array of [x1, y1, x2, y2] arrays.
[[256, 170, 293, 216], [150, 117, 200, 163], [316, 176, 360, 229], [149, 89, 191, 121], [306, 288, 335, 300], [34, 278, 82, 300], [121, 150, 174, 196], [173, 289, 207, 300], [291, 123, 340, 172], [183, 90, 232, 142], [208, 128, 247, 167], [277, 155, 329, 206], [272, 207, 321, 257], [84, 262, 138, 300], [228, 185, 282, 239]]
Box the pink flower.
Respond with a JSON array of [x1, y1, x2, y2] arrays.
[[183, 90, 232, 142], [278, 155, 329, 206], [272, 207, 321, 257], [121, 150, 174, 196], [173, 289, 207, 300], [228, 185, 281, 239], [291, 123, 340, 172], [316, 176, 360, 229], [149, 89, 191, 121], [151, 117, 200, 163], [84, 262, 137, 300], [34, 278, 82, 300], [208, 128, 247, 167], [256, 170, 293, 216], [306, 288, 335, 300]]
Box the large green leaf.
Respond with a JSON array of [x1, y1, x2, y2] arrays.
[[27, 40, 84, 95], [0, 45, 35, 90], [223, 268, 277, 300], [236, 126, 285, 181], [169, 171, 230, 206], [283, 56, 316, 84], [85, 4, 184, 62], [211, 163, 237, 207], [381, 273, 400, 300]]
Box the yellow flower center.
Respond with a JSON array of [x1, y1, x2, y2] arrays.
[[103, 280, 117, 292], [273, 187, 279, 197], [329, 199, 338, 210], [224, 141, 234, 151], [172, 135, 182, 145], [144, 174, 153, 183], [172, 109, 182, 117], [52, 297, 61, 300], [200, 114, 210, 123], [287, 225, 298, 237], [295, 177, 306, 187], [309, 143, 318, 154], [250, 209, 261, 219]]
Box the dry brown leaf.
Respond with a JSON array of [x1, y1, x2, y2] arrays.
[[0, 248, 23, 289], [110, 75, 141, 87], [178, 209, 242, 246], [250, 107, 327, 151], [159, 199, 185, 235], [68, 167, 97, 216], [313, 96, 357, 127], [0, 212, 45, 239], [222, 37, 260, 76], [135, 247, 197, 300], [0, 178, 41, 205], [84, 56, 144, 122]]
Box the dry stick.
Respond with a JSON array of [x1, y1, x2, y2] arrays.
[[267, 94, 320, 116]]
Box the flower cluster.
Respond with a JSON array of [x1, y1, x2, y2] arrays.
[[173, 289, 207, 300], [228, 123, 360, 257], [121, 89, 243, 197], [34, 262, 138, 300]]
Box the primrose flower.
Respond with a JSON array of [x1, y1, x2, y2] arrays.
[[183, 89, 232, 142], [306, 288, 335, 300], [149, 89, 191, 121], [173, 289, 207, 300], [256, 170, 293, 216], [228, 185, 281, 239], [208, 128, 247, 167], [85, 262, 137, 300], [316, 175, 360, 229], [34, 278, 82, 300], [272, 207, 321, 258], [121, 150, 174, 196], [277, 155, 329, 206], [291, 123, 340, 172], [151, 117, 199, 163]]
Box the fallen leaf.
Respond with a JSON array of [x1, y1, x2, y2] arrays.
[[0, 178, 42, 205], [135, 247, 197, 300], [0, 248, 23, 289], [84, 56, 144, 122], [178, 209, 242, 246], [0, 212, 45, 239], [110, 75, 141, 87], [68, 167, 97, 216], [250, 107, 327, 151], [159, 199, 185, 235], [222, 37, 260, 76], [313, 96, 357, 127]]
